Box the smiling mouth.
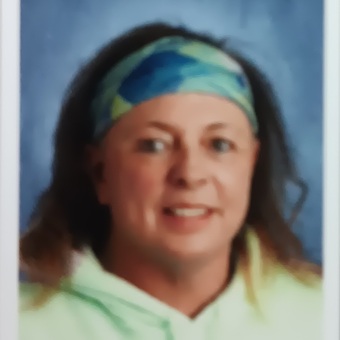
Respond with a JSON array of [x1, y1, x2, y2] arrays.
[[163, 207, 212, 218]]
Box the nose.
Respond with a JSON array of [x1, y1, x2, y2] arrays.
[[167, 147, 208, 190]]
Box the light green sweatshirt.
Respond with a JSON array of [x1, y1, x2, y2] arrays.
[[19, 233, 322, 340]]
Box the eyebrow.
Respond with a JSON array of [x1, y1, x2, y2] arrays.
[[146, 121, 231, 133], [205, 122, 230, 131], [143, 121, 183, 135]]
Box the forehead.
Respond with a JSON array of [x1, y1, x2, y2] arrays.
[[112, 93, 253, 133]]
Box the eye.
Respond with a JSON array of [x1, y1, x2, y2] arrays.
[[210, 138, 232, 153], [138, 138, 167, 153]]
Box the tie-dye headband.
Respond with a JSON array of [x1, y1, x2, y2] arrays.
[[91, 36, 258, 140]]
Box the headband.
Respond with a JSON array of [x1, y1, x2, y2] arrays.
[[91, 36, 258, 140]]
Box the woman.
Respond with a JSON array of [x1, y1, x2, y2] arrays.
[[20, 22, 322, 339]]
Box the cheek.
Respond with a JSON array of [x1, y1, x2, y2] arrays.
[[215, 157, 255, 207], [104, 157, 165, 206], [212, 160, 254, 236], [122, 166, 161, 198]]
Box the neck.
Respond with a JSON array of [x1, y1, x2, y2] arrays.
[[101, 239, 231, 318]]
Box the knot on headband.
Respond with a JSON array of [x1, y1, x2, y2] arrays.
[[91, 36, 258, 140]]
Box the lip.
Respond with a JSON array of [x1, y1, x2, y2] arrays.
[[163, 202, 217, 210], [161, 203, 217, 234]]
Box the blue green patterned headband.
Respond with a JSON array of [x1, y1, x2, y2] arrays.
[[91, 36, 258, 140]]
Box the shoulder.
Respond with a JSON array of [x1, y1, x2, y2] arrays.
[[20, 282, 70, 310], [259, 266, 322, 339], [20, 282, 67, 329], [19, 282, 90, 340], [265, 265, 322, 306]]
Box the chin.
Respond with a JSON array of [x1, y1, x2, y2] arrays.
[[158, 241, 224, 266]]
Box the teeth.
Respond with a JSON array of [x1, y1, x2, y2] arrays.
[[170, 208, 207, 217]]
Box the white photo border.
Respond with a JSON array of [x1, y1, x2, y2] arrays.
[[0, 0, 338, 339], [323, 0, 340, 339], [0, 0, 20, 339]]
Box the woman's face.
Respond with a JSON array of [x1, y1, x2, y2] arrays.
[[92, 93, 259, 265]]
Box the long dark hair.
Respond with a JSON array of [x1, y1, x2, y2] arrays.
[[20, 22, 319, 288]]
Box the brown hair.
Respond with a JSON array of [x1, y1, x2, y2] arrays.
[[20, 22, 320, 290]]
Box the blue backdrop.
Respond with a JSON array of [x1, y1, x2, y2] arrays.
[[20, 0, 323, 264]]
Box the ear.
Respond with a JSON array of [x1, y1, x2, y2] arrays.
[[251, 139, 260, 168], [85, 145, 109, 205]]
